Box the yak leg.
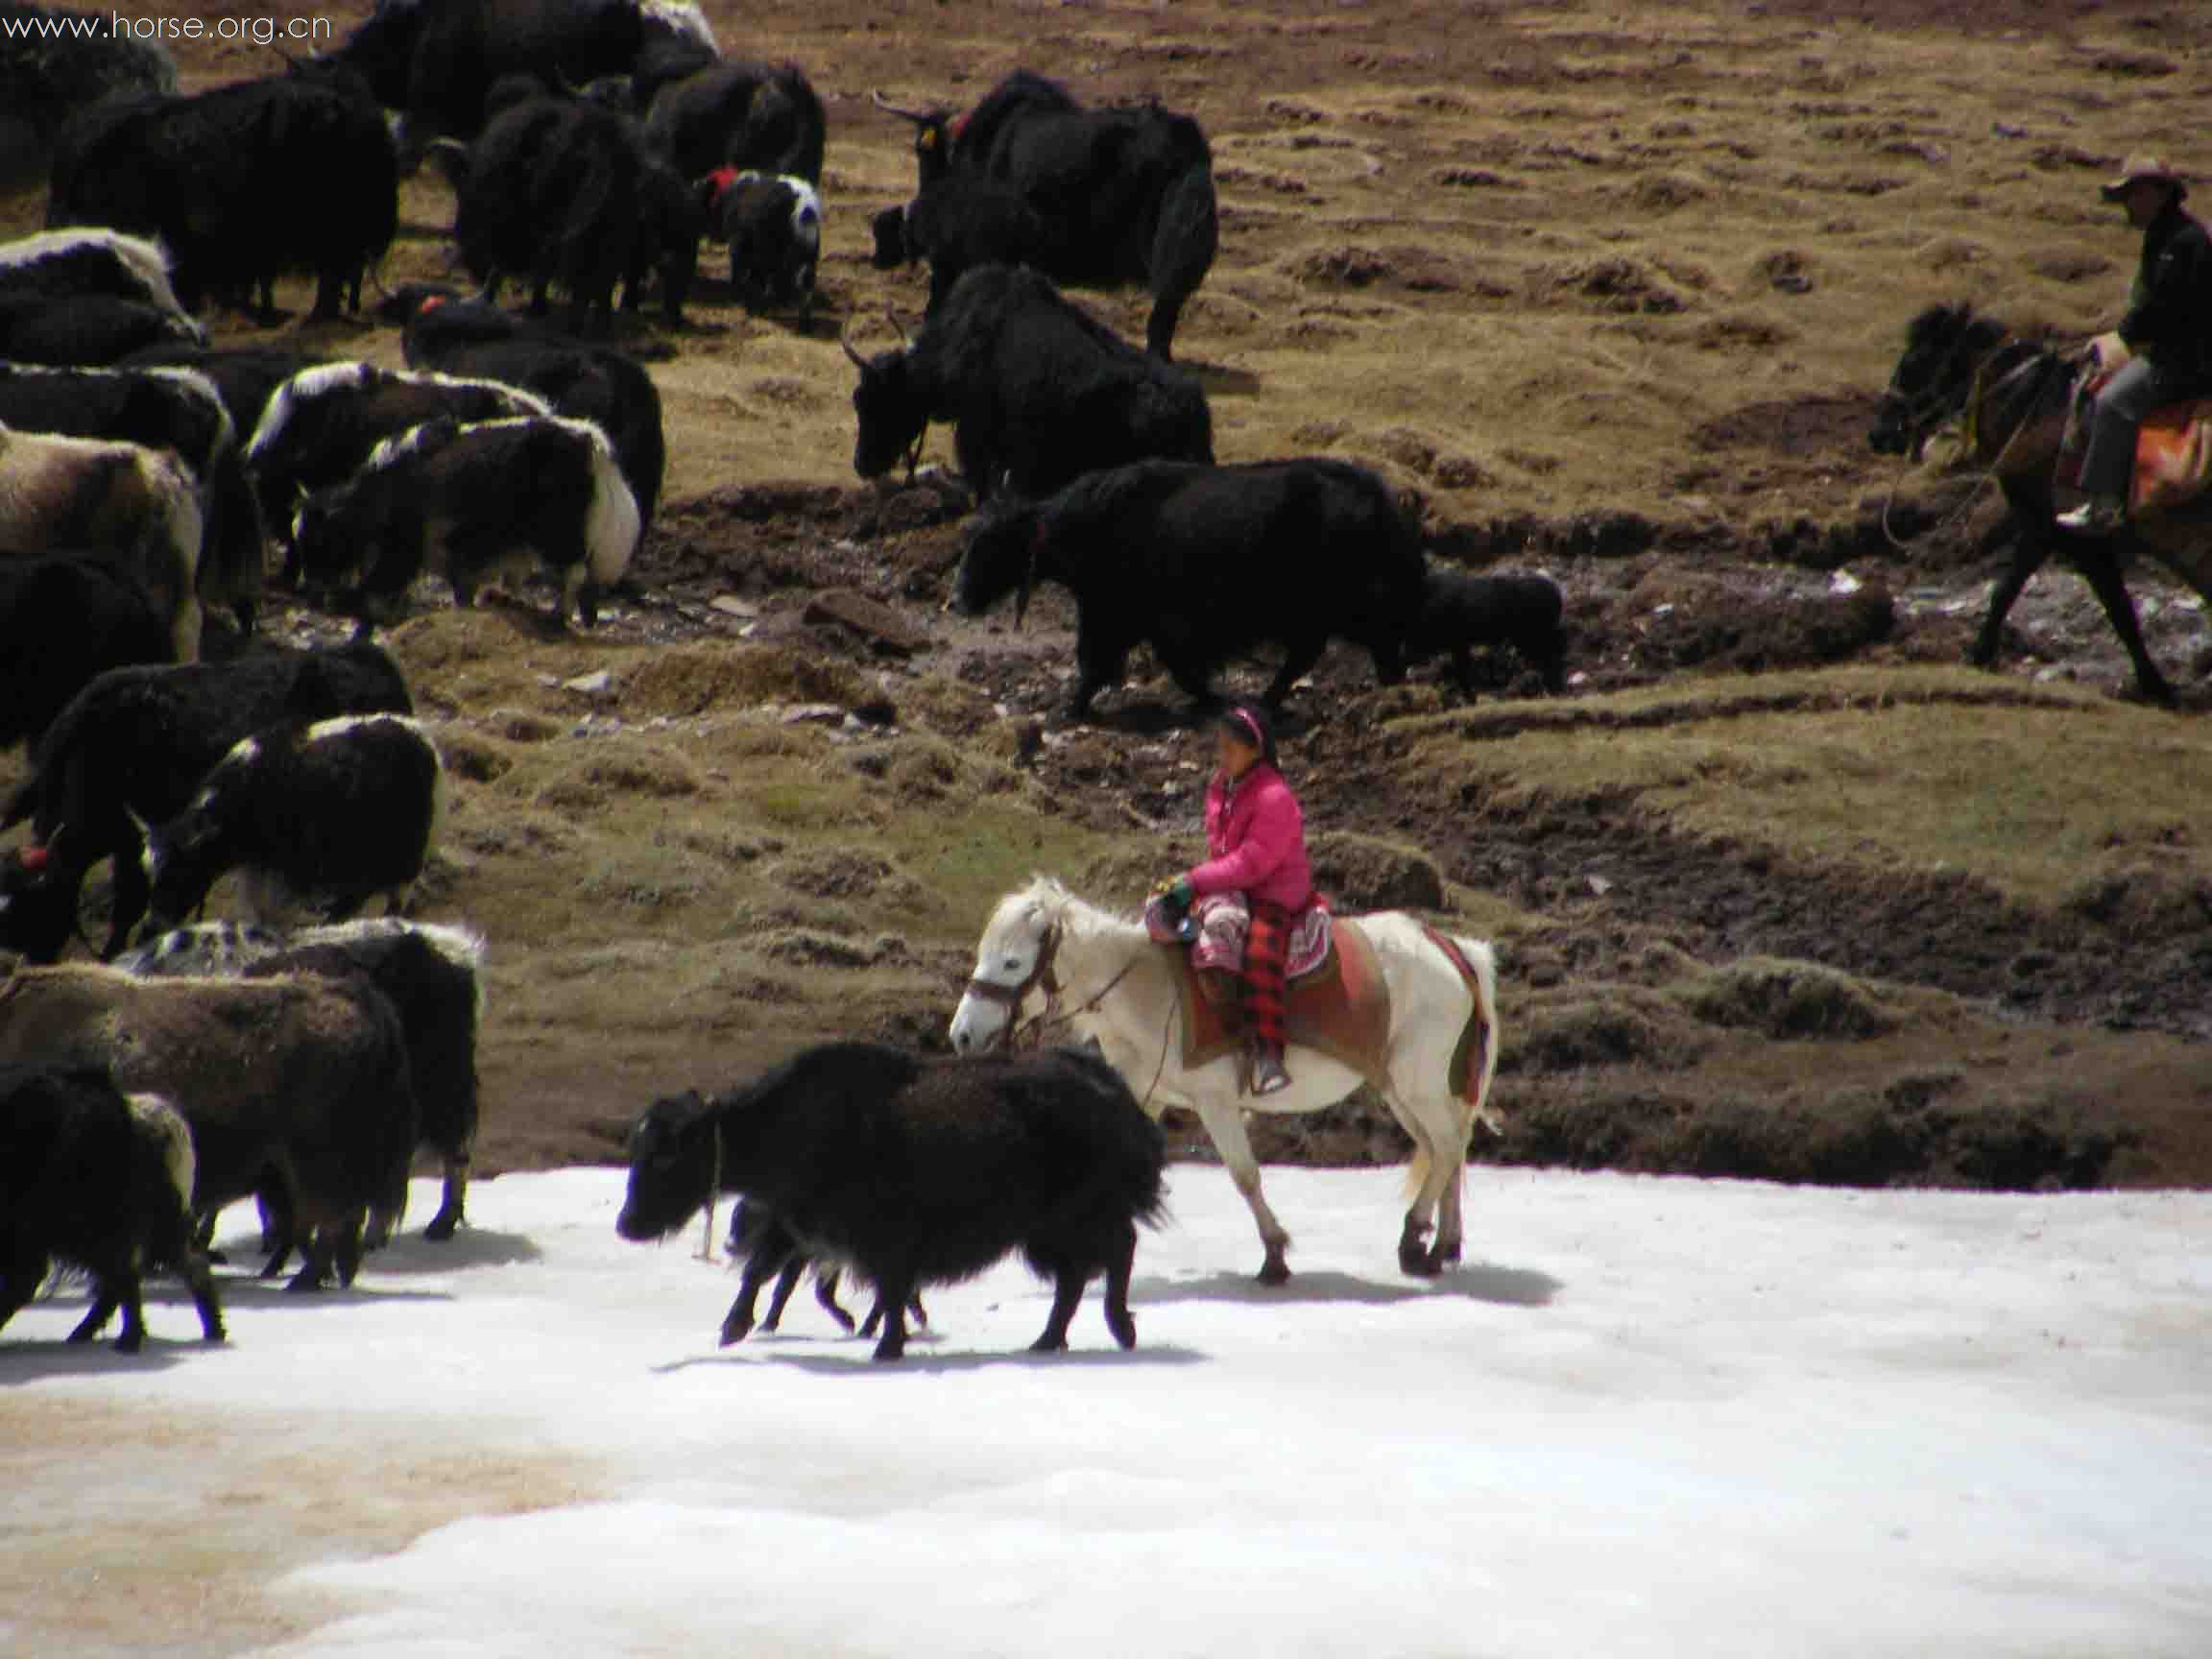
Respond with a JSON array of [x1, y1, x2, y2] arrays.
[[2079, 547, 2176, 702], [812, 1268, 859, 1334], [1264, 635, 1329, 708], [1102, 1221, 1139, 1350], [1193, 1095, 1293, 1284], [857, 1288, 926, 1338], [308, 269, 345, 322], [66, 1283, 119, 1344], [720, 1228, 801, 1346], [1031, 1262, 1088, 1354], [257, 1182, 299, 1279], [1144, 165, 1217, 362], [181, 1253, 226, 1343], [422, 1155, 469, 1241], [869, 1264, 919, 1362], [760, 1258, 806, 1333], [1067, 630, 1129, 721]]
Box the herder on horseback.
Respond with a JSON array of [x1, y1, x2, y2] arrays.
[[2056, 156, 2212, 537], [1152, 702, 1313, 1097]]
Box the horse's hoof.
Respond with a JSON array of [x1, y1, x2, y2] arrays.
[[421, 1214, 460, 1242], [1399, 1245, 1443, 1279], [1256, 1256, 1291, 1287], [718, 1318, 752, 1348]]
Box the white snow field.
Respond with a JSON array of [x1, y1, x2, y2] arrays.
[[3, 1166, 2209, 1659]]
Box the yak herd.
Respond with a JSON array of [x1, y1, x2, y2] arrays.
[[0, 0, 1569, 1362]]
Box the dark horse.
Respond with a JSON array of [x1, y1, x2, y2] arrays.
[[1870, 302, 2212, 702]]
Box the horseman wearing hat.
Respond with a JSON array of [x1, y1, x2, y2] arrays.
[[1153, 702, 1313, 1097], [2057, 156, 2212, 536]]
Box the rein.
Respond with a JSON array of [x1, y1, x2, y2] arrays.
[[964, 918, 1140, 1050], [1881, 332, 2077, 552]]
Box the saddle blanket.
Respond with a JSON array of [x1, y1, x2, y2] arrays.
[[1189, 895, 1333, 981], [2057, 335, 2212, 514], [1173, 916, 1393, 1086]]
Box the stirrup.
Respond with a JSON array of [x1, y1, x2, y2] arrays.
[[1250, 1047, 1292, 1097]]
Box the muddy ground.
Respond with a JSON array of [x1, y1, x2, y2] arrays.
[[2, 0, 2208, 1192]]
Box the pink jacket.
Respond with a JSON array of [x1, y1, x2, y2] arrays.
[[1187, 762, 1314, 911]]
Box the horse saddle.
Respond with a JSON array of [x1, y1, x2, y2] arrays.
[[2059, 335, 2212, 514], [1170, 917, 1393, 1089]]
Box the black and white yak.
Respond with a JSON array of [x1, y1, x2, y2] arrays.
[[844, 264, 1212, 506], [643, 60, 826, 182], [399, 300, 666, 544], [0, 422, 204, 660], [291, 415, 638, 629], [0, 292, 204, 366], [705, 168, 821, 318], [46, 71, 398, 322], [140, 712, 446, 937], [873, 70, 1218, 360], [121, 919, 485, 1247], [953, 458, 1425, 718], [0, 228, 197, 324], [0, 642, 414, 962], [0, 1065, 223, 1353], [617, 1042, 1166, 1362], [244, 360, 552, 566], [0, 966, 419, 1293], [0, 362, 266, 635]]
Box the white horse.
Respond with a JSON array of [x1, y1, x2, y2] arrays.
[[950, 877, 1502, 1283]]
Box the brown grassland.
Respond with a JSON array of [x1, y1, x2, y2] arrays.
[[2, 0, 2209, 1190]]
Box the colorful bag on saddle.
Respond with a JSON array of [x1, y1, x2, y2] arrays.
[[1189, 893, 1332, 982]]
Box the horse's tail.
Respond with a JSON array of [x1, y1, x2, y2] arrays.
[[1406, 930, 1503, 1200]]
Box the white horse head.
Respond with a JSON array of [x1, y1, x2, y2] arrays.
[[948, 876, 1070, 1053]]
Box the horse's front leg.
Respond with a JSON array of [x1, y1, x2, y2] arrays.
[[1193, 1096, 1292, 1284], [1971, 537, 2050, 669]]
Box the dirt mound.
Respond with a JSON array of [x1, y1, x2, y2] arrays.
[[1682, 957, 1902, 1040]]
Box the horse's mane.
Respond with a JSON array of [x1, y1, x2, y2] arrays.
[[1009, 874, 1142, 933]]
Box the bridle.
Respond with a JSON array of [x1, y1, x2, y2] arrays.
[[962, 915, 1138, 1051]]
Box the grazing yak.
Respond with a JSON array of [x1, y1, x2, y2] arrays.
[[0, 967, 418, 1292], [707, 169, 821, 318], [624, 154, 705, 325], [0, 423, 204, 661], [0, 228, 195, 322], [140, 713, 446, 937], [643, 60, 826, 182], [46, 72, 398, 322], [954, 458, 1424, 718], [871, 175, 1054, 319], [401, 300, 667, 540], [0, 362, 266, 635], [845, 264, 1212, 505], [245, 360, 552, 565], [325, 0, 716, 163], [122, 919, 486, 1248], [1411, 569, 1569, 696], [443, 93, 658, 337], [617, 1043, 1166, 1362], [874, 70, 1218, 359], [0, 292, 204, 365], [0, 1, 176, 193], [0, 556, 170, 754], [292, 415, 638, 628], [0, 642, 414, 963], [0, 1066, 223, 1353]]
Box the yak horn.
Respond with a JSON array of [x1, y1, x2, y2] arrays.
[[839, 321, 869, 370], [884, 304, 909, 346], [871, 89, 934, 123]]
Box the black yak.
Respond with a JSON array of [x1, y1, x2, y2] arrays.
[[1411, 569, 1568, 696], [953, 458, 1424, 717], [873, 70, 1217, 359], [616, 1043, 1166, 1362], [642, 60, 826, 182], [844, 264, 1212, 506], [0, 1066, 223, 1353]]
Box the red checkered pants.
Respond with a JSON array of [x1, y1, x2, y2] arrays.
[[1242, 900, 1290, 1048]]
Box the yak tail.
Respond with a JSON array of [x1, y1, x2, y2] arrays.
[[582, 426, 642, 579], [1144, 162, 1218, 360], [1405, 933, 1503, 1201]]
